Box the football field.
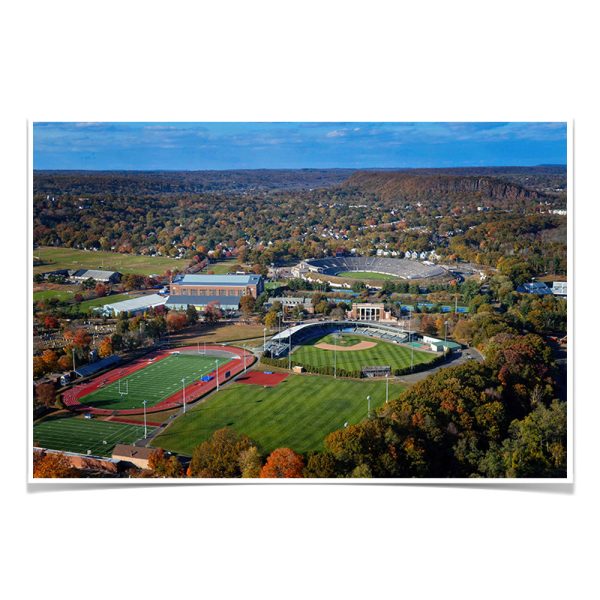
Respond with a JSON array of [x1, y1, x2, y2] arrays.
[[336, 271, 399, 280], [33, 415, 153, 456], [291, 333, 436, 373], [79, 354, 230, 410], [152, 374, 406, 455]]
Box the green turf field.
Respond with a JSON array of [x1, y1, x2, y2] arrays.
[[33, 289, 75, 302], [337, 271, 399, 280], [79, 353, 230, 410], [291, 333, 436, 373], [33, 246, 183, 276], [152, 374, 406, 455], [33, 415, 153, 456]]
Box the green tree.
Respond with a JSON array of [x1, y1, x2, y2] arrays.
[[189, 428, 257, 478]]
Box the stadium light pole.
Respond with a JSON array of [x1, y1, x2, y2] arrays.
[[288, 333, 292, 370], [215, 359, 219, 391], [386, 373, 389, 403], [181, 377, 186, 413], [263, 327, 267, 353], [367, 395, 371, 419], [334, 331, 337, 379], [143, 399, 148, 438], [408, 307, 414, 372]]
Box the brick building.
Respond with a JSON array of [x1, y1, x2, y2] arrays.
[[170, 274, 264, 299]]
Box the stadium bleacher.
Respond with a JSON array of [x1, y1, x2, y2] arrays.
[[304, 257, 446, 280]]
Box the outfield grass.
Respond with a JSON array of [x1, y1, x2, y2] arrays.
[[336, 271, 400, 281], [33, 246, 183, 276], [152, 374, 406, 455], [33, 415, 153, 456], [291, 333, 436, 373], [79, 354, 230, 410]]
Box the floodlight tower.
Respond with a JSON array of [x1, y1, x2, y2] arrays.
[[334, 331, 338, 379], [181, 377, 187, 413], [288, 333, 292, 370], [386, 373, 389, 403], [409, 307, 414, 372], [367, 395, 371, 419], [143, 399, 148, 438], [215, 359, 219, 391]]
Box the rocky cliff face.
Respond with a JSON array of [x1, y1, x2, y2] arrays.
[[343, 172, 542, 203]]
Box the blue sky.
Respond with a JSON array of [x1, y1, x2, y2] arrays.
[[33, 122, 567, 170]]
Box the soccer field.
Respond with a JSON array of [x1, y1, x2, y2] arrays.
[[33, 415, 153, 456], [152, 374, 406, 455], [79, 354, 230, 410], [291, 333, 436, 373]]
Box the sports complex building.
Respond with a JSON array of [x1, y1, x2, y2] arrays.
[[170, 273, 264, 298], [299, 256, 447, 281], [94, 274, 265, 316]]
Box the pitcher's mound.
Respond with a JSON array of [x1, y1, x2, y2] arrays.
[[315, 340, 377, 351]]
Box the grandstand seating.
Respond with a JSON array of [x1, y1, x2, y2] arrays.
[[264, 320, 409, 357], [304, 257, 446, 280]]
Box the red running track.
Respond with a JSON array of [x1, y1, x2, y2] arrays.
[[62, 345, 256, 416]]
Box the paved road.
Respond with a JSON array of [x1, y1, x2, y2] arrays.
[[397, 347, 484, 384]]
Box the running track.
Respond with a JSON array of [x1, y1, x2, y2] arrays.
[[62, 345, 256, 416]]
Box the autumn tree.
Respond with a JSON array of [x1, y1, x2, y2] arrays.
[[304, 451, 338, 478], [98, 336, 113, 358], [480, 400, 567, 478], [203, 301, 223, 323], [260, 448, 304, 478], [264, 310, 278, 329], [189, 428, 257, 478], [94, 282, 108, 297], [484, 333, 555, 420], [33, 451, 79, 478], [43, 315, 59, 329], [166, 311, 187, 332], [41, 349, 58, 372], [239, 295, 256, 318], [148, 448, 184, 478], [186, 304, 199, 325], [238, 446, 262, 478], [33, 356, 46, 379], [35, 382, 57, 408]]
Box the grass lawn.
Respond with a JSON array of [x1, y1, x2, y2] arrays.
[[291, 333, 437, 373], [152, 373, 406, 455], [33, 289, 75, 302], [336, 271, 399, 281], [33, 415, 153, 456], [202, 259, 239, 275], [79, 354, 230, 410], [172, 322, 269, 345], [33, 246, 183, 276]]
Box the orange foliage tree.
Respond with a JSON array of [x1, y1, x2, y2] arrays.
[[166, 311, 187, 332], [98, 336, 113, 358], [33, 452, 79, 478], [260, 448, 304, 478]]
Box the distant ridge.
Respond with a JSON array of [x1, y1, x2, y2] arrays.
[[342, 171, 544, 202]]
